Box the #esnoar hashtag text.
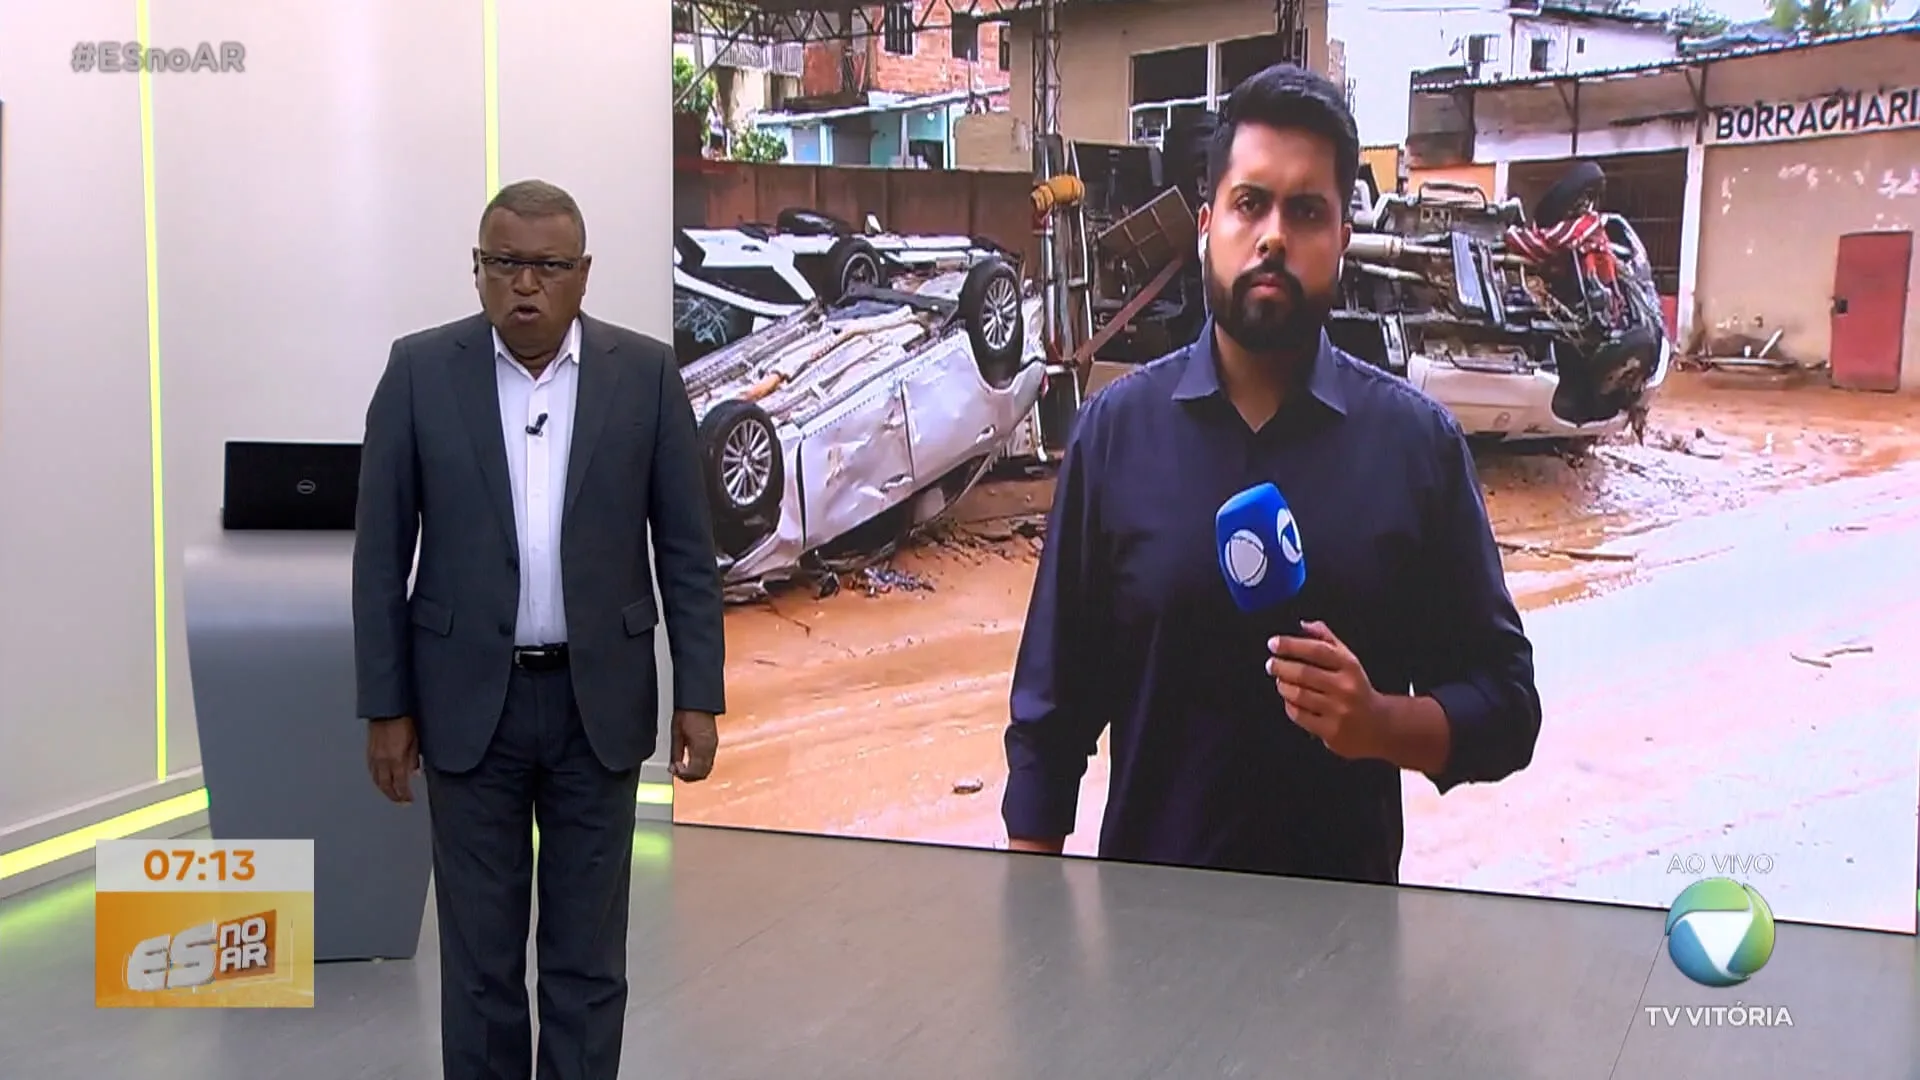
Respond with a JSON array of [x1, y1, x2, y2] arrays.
[[71, 41, 246, 74]]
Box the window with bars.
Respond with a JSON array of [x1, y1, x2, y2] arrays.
[[883, 2, 916, 55]]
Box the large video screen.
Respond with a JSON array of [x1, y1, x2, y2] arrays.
[[667, 22, 1919, 936]]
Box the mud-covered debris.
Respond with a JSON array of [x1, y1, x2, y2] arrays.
[[952, 777, 985, 795], [816, 574, 842, 600], [1495, 538, 1635, 563], [1790, 643, 1874, 668], [857, 566, 933, 596], [940, 513, 1047, 548], [1651, 430, 1688, 453], [722, 581, 771, 606]]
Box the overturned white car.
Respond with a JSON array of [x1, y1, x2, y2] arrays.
[[1330, 162, 1673, 444], [672, 208, 1020, 367], [680, 253, 1047, 592]]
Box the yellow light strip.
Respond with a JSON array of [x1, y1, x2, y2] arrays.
[[482, 0, 500, 197], [0, 789, 207, 882], [134, 0, 170, 782], [0, 783, 672, 883]]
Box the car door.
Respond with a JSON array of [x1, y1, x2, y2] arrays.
[[796, 379, 916, 551], [898, 333, 1007, 487]]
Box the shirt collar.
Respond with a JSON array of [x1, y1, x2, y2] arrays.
[[492, 317, 582, 373], [1172, 318, 1350, 417]]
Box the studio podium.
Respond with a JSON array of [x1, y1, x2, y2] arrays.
[[183, 531, 431, 962]]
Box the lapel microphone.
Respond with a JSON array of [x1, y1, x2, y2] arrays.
[[526, 412, 549, 437]]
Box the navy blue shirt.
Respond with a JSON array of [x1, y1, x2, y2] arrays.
[[1002, 325, 1542, 884]]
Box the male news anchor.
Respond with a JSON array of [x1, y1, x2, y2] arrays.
[[1001, 65, 1542, 885], [352, 180, 726, 1079]]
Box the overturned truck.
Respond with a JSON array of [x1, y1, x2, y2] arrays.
[[1330, 162, 1672, 443]]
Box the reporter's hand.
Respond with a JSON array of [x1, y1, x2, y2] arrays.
[[670, 709, 719, 782], [1007, 837, 1066, 855], [1266, 621, 1388, 760], [366, 717, 420, 804]]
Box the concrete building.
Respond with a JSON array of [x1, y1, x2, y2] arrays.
[[672, 23, 807, 144], [800, 0, 1019, 99], [1407, 25, 1920, 391], [740, 1, 1017, 167], [999, 0, 1332, 148], [1337, 0, 1681, 145], [756, 86, 1011, 167]]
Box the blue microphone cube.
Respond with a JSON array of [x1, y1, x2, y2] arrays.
[[1215, 482, 1307, 613]]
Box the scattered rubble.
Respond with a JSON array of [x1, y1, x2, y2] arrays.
[[863, 566, 934, 595], [1790, 644, 1874, 669], [1495, 539, 1636, 563]]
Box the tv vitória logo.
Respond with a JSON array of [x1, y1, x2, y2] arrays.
[[1665, 877, 1775, 988]]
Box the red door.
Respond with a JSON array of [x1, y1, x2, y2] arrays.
[[1829, 231, 1912, 392]]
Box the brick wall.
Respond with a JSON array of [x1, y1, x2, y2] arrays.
[[802, 1, 1018, 98]]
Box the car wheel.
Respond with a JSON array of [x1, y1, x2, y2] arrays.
[[1534, 161, 1607, 226], [698, 399, 785, 558], [821, 237, 885, 302], [959, 256, 1025, 389]]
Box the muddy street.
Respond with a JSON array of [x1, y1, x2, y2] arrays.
[[674, 372, 1920, 930]]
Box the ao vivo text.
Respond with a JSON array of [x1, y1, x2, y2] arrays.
[[1666, 853, 1775, 875], [127, 912, 279, 991]]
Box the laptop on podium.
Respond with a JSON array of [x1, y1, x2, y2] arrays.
[[221, 440, 361, 531]]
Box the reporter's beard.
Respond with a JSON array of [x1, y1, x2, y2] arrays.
[[1206, 264, 1332, 358]]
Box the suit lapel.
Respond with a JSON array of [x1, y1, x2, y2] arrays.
[[450, 316, 519, 551], [563, 314, 623, 520]]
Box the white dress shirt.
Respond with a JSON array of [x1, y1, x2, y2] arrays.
[[494, 318, 581, 647]]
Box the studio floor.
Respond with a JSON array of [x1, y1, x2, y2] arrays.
[[1, 822, 1914, 1079]]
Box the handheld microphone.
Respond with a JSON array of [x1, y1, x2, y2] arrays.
[[1215, 482, 1306, 614], [526, 412, 548, 437]]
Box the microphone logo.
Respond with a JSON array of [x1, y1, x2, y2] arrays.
[[1214, 482, 1307, 614], [1223, 528, 1269, 588], [1275, 508, 1302, 565]]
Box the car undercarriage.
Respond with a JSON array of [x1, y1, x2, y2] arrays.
[[1329, 161, 1673, 443]]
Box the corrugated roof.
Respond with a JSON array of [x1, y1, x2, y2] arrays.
[[1412, 22, 1918, 93], [997, 0, 1184, 18], [756, 86, 1011, 124], [1527, 0, 1669, 27]]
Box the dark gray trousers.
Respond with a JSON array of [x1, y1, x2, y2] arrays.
[[425, 667, 642, 1080]]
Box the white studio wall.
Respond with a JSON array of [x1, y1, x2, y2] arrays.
[[0, 0, 676, 873], [0, 0, 169, 834]]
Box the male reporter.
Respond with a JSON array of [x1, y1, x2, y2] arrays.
[[1001, 65, 1541, 884], [352, 180, 725, 1079]]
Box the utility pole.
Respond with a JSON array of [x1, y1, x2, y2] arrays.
[[1031, 0, 1068, 357]]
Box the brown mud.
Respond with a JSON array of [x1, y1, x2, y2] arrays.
[[676, 372, 1920, 867]]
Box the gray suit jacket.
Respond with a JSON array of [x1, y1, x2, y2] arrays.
[[351, 311, 726, 773]]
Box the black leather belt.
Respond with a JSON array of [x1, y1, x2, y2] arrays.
[[512, 644, 569, 672]]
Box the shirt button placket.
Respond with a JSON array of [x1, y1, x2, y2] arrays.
[[1243, 424, 1266, 489], [528, 384, 549, 637]]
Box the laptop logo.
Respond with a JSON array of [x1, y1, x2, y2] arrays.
[[295, 480, 317, 495]]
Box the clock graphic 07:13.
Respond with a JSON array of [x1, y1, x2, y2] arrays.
[[94, 838, 315, 1008]]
